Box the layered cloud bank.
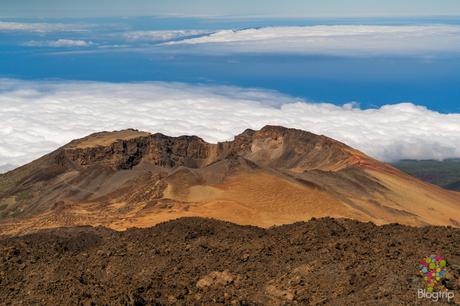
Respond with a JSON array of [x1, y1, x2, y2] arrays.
[[166, 25, 460, 55], [24, 39, 93, 48], [4, 21, 460, 56], [122, 30, 210, 42], [1, 79, 459, 172], [0, 21, 86, 32]]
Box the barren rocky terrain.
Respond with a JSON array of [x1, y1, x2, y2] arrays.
[[1, 217, 459, 305]]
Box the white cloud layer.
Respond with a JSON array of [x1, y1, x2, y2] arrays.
[[123, 30, 210, 42], [166, 25, 460, 55], [0, 79, 459, 173], [0, 21, 86, 32], [23, 39, 93, 48]]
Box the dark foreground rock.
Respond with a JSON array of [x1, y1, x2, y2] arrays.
[[0, 217, 459, 305]]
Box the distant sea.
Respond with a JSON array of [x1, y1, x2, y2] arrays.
[[1, 16, 460, 113]]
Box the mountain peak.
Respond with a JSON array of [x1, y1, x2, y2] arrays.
[[66, 129, 151, 149], [253, 125, 323, 140], [259, 124, 311, 133], [1, 126, 459, 236], [54, 126, 360, 173]]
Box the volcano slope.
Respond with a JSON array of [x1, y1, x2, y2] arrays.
[[0, 125, 459, 235], [0, 217, 459, 305]]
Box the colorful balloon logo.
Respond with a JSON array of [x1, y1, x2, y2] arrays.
[[419, 255, 447, 292]]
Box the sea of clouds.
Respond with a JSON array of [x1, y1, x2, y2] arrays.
[[1, 79, 459, 173]]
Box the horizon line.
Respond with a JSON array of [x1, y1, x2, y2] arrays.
[[2, 14, 460, 20]]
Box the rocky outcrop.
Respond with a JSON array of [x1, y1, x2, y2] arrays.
[[56, 134, 212, 170], [53, 125, 365, 172]]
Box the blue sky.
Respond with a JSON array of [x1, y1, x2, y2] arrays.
[[2, 0, 460, 18]]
